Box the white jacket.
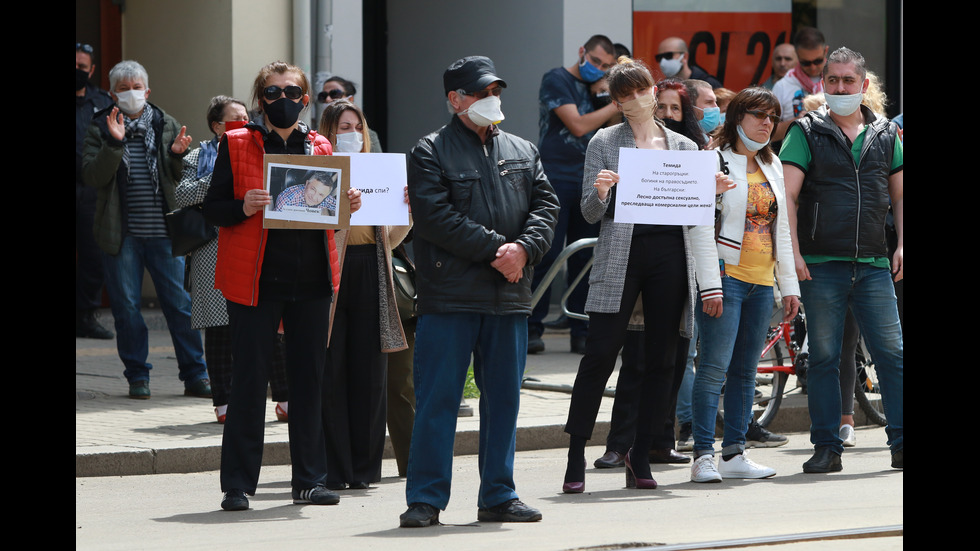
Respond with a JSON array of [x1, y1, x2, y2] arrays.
[[694, 147, 800, 301]]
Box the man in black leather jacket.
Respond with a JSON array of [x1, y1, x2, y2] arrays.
[[400, 56, 558, 528]]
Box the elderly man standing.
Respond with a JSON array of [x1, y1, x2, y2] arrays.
[[83, 60, 210, 400], [401, 56, 559, 528], [781, 47, 903, 473]]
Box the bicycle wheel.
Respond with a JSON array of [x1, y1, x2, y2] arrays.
[[755, 370, 788, 428], [854, 350, 887, 426]]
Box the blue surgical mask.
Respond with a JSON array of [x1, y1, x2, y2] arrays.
[[578, 56, 605, 83], [698, 106, 721, 133]]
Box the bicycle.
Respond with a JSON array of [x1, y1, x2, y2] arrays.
[[712, 306, 807, 429], [726, 305, 887, 429]]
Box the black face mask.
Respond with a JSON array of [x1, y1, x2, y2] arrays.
[[662, 118, 686, 134], [76, 68, 90, 92], [591, 93, 612, 111], [263, 97, 305, 129]]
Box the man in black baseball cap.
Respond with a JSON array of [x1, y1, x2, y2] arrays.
[[443, 55, 508, 95], [400, 55, 558, 528]]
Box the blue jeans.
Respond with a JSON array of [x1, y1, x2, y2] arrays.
[[801, 261, 903, 454], [693, 277, 773, 457], [406, 313, 527, 510], [102, 235, 207, 384], [675, 323, 698, 424]]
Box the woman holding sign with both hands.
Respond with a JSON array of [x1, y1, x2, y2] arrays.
[[561, 56, 723, 493], [688, 87, 800, 484], [318, 99, 413, 490]]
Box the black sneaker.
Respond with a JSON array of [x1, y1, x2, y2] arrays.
[[891, 449, 903, 469], [400, 502, 440, 527], [527, 335, 545, 354], [477, 499, 542, 522], [76, 310, 114, 339], [745, 421, 788, 448], [184, 378, 213, 398], [221, 489, 249, 511], [292, 485, 340, 505]]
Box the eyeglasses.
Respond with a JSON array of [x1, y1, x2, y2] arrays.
[[76, 42, 94, 54], [798, 57, 824, 67], [654, 51, 683, 62], [745, 110, 779, 124], [463, 87, 503, 100], [263, 85, 304, 101], [317, 89, 347, 103]]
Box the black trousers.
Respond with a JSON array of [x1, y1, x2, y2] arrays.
[[322, 245, 387, 484], [565, 231, 688, 448], [220, 295, 330, 493], [605, 330, 690, 453]]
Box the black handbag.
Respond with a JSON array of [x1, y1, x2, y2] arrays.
[[165, 204, 217, 257], [391, 246, 417, 321]]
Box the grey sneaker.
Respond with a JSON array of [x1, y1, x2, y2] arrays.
[[746, 421, 788, 448], [840, 424, 857, 447]]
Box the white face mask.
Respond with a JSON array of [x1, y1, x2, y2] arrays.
[[115, 89, 147, 116], [334, 131, 364, 153], [659, 54, 684, 78], [824, 92, 864, 116], [462, 95, 505, 127]]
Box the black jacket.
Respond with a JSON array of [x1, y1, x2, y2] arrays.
[[788, 105, 899, 258], [408, 115, 559, 315]]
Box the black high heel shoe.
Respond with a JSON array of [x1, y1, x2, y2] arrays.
[[624, 448, 658, 489], [562, 459, 586, 494]]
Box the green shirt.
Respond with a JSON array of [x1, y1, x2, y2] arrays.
[[779, 121, 903, 268]]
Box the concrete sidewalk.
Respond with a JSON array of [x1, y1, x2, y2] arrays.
[[76, 309, 874, 478]]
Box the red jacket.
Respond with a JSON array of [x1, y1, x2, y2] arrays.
[[214, 127, 340, 306]]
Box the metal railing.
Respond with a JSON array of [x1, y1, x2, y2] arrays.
[[528, 237, 597, 321]]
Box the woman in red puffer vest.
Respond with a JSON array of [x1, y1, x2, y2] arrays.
[[204, 61, 361, 512]]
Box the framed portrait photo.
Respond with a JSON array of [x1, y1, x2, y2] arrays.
[[262, 154, 351, 229]]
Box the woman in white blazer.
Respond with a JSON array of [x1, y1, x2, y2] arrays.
[[689, 87, 801, 484]]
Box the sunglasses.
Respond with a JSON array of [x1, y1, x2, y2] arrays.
[[263, 85, 304, 102], [76, 42, 94, 54], [463, 87, 503, 100], [745, 110, 779, 124], [798, 57, 824, 67], [317, 89, 347, 103], [654, 51, 683, 62]]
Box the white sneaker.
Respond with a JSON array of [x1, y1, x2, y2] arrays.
[[840, 424, 857, 447], [691, 454, 723, 483], [717, 452, 776, 479]]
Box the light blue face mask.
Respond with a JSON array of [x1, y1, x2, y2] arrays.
[[698, 106, 721, 133], [578, 56, 605, 83], [737, 124, 770, 152]]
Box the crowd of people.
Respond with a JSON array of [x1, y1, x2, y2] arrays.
[[76, 23, 902, 526]]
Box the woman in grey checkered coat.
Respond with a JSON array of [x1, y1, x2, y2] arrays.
[[176, 96, 289, 424], [561, 58, 717, 493]]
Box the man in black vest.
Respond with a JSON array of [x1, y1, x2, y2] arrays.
[[780, 47, 903, 473]]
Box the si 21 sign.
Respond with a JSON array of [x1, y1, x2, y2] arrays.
[[633, 9, 792, 90]]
